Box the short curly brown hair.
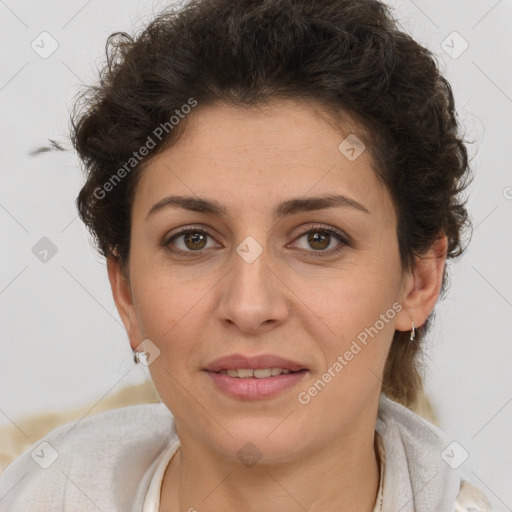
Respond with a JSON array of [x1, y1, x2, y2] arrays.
[[69, 0, 474, 410]]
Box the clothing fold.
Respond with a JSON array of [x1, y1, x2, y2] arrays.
[[0, 393, 490, 512]]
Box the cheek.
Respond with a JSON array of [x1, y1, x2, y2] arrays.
[[130, 251, 201, 334], [130, 269, 212, 369], [295, 264, 396, 324], [291, 267, 397, 366], [132, 275, 205, 409]]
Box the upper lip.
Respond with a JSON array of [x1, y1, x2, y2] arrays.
[[203, 353, 308, 372]]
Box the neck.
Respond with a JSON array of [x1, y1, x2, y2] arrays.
[[160, 428, 381, 512]]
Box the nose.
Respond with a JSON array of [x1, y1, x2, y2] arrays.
[[216, 238, 289, 335]]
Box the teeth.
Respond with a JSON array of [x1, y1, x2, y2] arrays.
[[254, 369, 272, 378], [220, 368, 294, 378]]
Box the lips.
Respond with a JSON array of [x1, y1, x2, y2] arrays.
[[203, 353, 310, 400], [203, 353, 307, 373]]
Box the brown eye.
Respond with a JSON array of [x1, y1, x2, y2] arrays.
[[164, 228, 219, 256], [291, 225, 349, 257], [307, 230, 331, 250], [182, 231, 208, 250]]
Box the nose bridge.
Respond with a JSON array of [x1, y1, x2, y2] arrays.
[[234, 234, 269, 292], [217, 232, 288, 332]]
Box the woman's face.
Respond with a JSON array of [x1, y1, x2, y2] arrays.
[[110, 99, 418, 463]]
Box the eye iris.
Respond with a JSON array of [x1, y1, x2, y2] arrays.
[[308, 230, 330, 250], [185, 232, 207, 250]]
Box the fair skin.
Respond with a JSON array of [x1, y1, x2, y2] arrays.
[[107, 98, 447, 512]]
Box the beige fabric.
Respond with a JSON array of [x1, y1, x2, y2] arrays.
[[0, 381, 161, 474], [455, 480, 492, 512]]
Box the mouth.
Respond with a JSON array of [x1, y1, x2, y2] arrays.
[[202, 353, 309, 399], [206, 368, 308, 378], [203, 353, 308, 374]]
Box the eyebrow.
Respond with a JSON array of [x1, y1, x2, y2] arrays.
[[145, 193, 370, 222]]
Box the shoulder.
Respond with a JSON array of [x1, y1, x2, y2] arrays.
[[0, 403, 176, 512], [376, 394, 492, 511], [376, 392, 456, 471]]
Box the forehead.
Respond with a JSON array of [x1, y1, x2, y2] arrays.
[[132, 99, 394, 224]]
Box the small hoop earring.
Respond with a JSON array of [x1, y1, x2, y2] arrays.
[[410, 320, 416, 342], [133, 351, 141, 364]]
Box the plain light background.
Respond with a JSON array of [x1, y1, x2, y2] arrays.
[[1, 0, 511, 509]]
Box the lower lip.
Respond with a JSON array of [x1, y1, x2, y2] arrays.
[[204, 370, 308, 400]]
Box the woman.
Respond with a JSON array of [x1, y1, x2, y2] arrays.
[[0, 0, 492, 510]]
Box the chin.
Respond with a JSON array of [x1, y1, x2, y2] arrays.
[[207, 423, 304, 464]]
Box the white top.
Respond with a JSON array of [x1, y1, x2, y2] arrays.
[[0, 393, 491, 512], [142, 440, 180, 511]]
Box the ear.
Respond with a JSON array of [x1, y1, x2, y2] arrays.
[[106, 256, 143, 352], [395, 234, 448, 333]]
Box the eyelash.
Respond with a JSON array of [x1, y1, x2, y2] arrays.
[[162, 224, 350, 259]]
